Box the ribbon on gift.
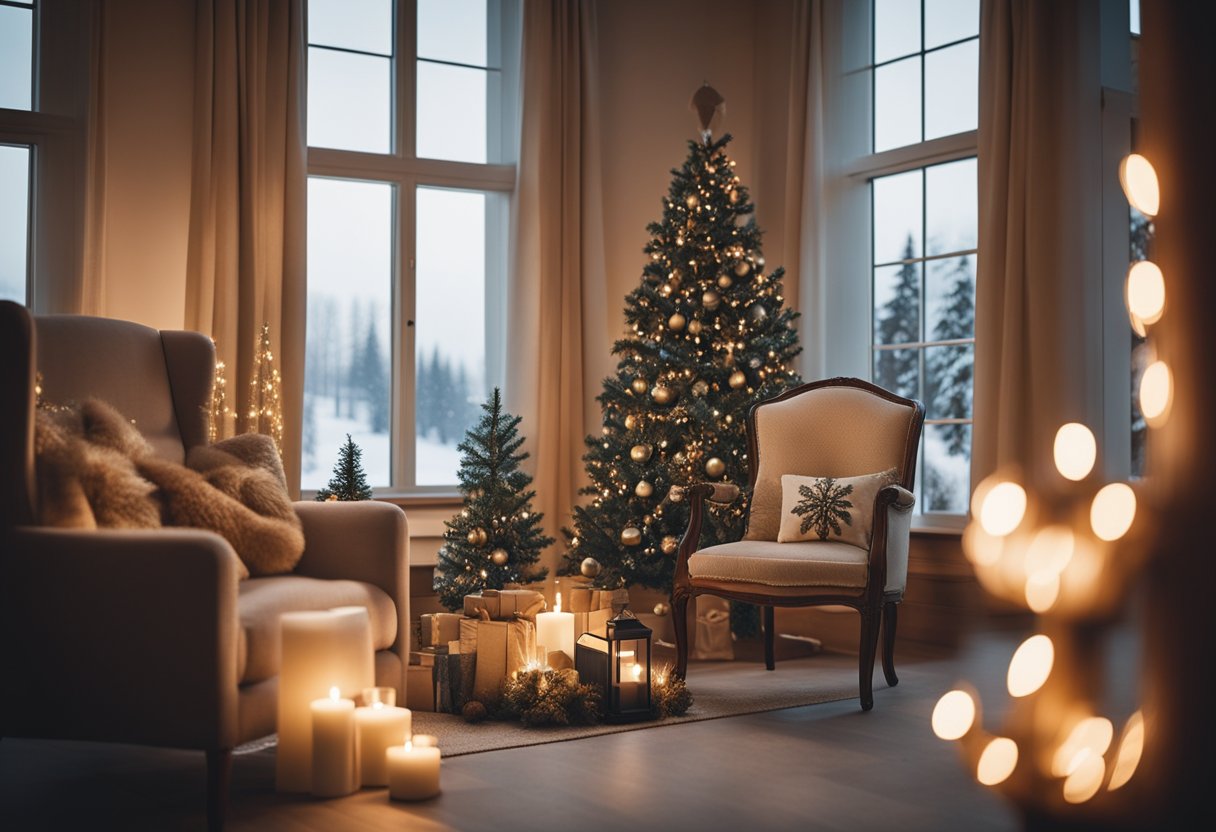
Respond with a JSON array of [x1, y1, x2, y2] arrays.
[[463, 589, 546, 621]]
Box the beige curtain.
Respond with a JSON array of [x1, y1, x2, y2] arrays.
[[185, 0, 307, 496], [791, 0, 826, 379], [972, 0, 1105, 490], [507, 0, 607, 587]]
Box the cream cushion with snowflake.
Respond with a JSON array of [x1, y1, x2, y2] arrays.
[[776, 469, 899, 548]]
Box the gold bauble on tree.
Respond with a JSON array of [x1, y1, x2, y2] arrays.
[[668, 312, 687, 331], [734, 260, 751, 277], [624, 414, 638, 430], [580, 557, 601, 578], [717, 274, 733, 289], [654, 602, 671, 617], [687, 319, 703, 336], [467, 527, 488, 546], [705, 457, 726, 478], [729, 370, 746, 389], [631, 377, 649, 395], [630, 443, 653, 463], [661, 535, 680, 555], [620, 527, 643, 547], [668, 486, 685, 503], [635, 480, 654, 498], [491, 548, 509, 566], [651, 385, 673, 405], [702, 290, 720, 310], [691, 379, 709, 397]]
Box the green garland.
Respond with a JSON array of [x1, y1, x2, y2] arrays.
[[470, 666, 694, 727]]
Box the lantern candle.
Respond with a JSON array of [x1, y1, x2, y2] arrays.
[[310, 686, 357, 797], [354, 687, 411, 787], [386, 739, 442, 801], [535, 592, 575, 662]]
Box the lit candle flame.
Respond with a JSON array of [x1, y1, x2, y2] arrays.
[[329, 686, 340, 701], [555, 592, 562, 613], [631, 663, 643, 681]]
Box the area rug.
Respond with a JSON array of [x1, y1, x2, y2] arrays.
[[237, 651, 859, 759]]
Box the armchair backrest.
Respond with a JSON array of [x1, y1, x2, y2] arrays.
[[743, 377, 925, 541], [0, 301, 215, 529]]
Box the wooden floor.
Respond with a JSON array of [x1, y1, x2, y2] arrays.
[[1, 622, 1052, 832]]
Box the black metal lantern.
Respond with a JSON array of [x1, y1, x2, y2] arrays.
[[575, 608, 652, 722]]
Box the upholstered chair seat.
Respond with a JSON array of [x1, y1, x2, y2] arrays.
[[688, 540, 871, 590]]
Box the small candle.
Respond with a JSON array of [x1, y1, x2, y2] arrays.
[[354, 688, 411, 787], [535, 592, 575, 662], [387, 739, 442, 801], [310, 686, 357, 797]]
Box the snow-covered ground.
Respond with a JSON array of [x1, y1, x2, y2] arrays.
[[302, 394, 463, 490]]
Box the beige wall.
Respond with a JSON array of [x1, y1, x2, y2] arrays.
[[96, 0, 196, 331]]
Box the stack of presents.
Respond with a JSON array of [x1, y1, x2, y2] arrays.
[[406, 583, 618, 712]]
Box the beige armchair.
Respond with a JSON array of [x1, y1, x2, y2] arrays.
[[671, 377, 924, 711], [0, 301, 410, 829]]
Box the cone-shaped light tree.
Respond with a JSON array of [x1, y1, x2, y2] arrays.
[[434, 388, 554, 611], [558, 127, 803, 594]]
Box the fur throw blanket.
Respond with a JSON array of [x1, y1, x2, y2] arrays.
[[34, 398, 305, 579]]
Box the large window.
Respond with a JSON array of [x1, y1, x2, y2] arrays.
[[868, 0, 979, 520], [0, 0, 36, 305], [303, 0, 517, 494]]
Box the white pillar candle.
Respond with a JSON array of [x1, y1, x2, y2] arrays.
[[535, 592, 575, 663], [310, 687, 357, 797], [355, 703, 411, 787], [277, 608, 375, 793], [387, 740, 442, 801]]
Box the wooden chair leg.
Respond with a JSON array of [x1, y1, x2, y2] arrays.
[[858, 607, 882, 711], [207, 747, 232, 832], [881, 601, 899, 687], [763, 605, 776, 671], [673, 594, 690, 678]]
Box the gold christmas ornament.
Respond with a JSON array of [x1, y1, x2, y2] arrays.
[[685, 193, 699, 208], [749, 303, 768, 323], [620, 527, 643, 547], [651, 385, 673, 405], [631, 377, 649, 395], [734, 260, 751, 277], [687, 319, 703, 336], [729, 370, 747, 389], [717, 274, 733, 289], [630, 444, 653, 463], [692, 379, 709, 397], [702, 290, 721, 310], [624, 414, 638, 430], [635, 480, 654, 498], [654, 602, 671, 617], [661, 535, 680, 555], [580, 557, 601, 578], [705, 457, 726, 478], [467, 527, 488, 546], [491, 548, 509, 566], [668, 486, 685, 502], [668, 312, 687, 331]]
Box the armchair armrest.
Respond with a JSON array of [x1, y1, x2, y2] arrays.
[[671, 482, 743, 593], [291, 500, 409, 656], [1, 526, 242, 750], [869, 484, 916, 595]]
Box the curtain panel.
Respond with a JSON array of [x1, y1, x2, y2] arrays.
[[185, 0, 307, 496]]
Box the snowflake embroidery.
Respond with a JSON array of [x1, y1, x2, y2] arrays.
[[792, 477, 855, 540]]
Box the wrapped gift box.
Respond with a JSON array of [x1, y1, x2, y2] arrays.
[[572, 607, 613, 641], [462, 588, 546, 621], [405, 665, 435, 712], [407, 645, 466, 714], [459, 616, 537, 703], [419, 612, 464, 648]]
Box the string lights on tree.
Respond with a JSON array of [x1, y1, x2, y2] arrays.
[[246, 321, 285, 457]]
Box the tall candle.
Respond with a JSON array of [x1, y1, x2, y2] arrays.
[[535, 592, 575, 663], [387, 740, 442, 801], [311, 686, 357, 797], [355, 696, 411, 787], [277, 607, 374, 792]]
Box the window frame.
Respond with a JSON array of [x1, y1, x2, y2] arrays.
[[304, 0, 519, 498]]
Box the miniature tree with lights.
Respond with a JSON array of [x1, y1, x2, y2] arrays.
[[558, 91, 803, 609], [434, 388, 554, 611], [246, 321, 285, 456]]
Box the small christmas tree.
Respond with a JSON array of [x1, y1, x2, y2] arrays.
[[247, 321, 285, 456], [434, 388, 554, 611], [315, 434, 373, 501]]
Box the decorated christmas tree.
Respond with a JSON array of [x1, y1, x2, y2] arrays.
[[558, 94, 803, 603], [434, 388, 554, 611], [315, 434, 373, 501]]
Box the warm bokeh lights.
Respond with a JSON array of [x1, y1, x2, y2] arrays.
[[1052, 717, 1115, 777], [1125, 260, 1166, 325], [1139, 360, 1173, 426], [1007, 634, 1054, 698], [979, 481, 1027, 537], [1118, 153, 1160, 216], [931, 690, 977, 741], [1107, 711, 1145, 791], [1062, 750, 1106, 804], [1053, 423, 1097, 481], [1090, 483, 1136, 542], [976, 737, 1019, 786]]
